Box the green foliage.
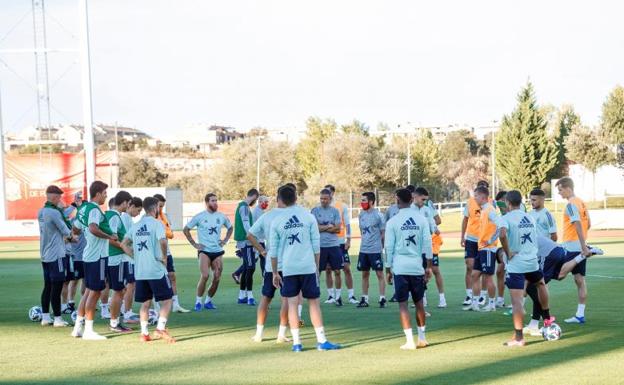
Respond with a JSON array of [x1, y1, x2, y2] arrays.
[[495, 82, 558, 195], [565, 126, 615, 173], [16, 144, 64, 154], [119, 155, 168, 187], [340, 119, 369, 136], [549, 105, 580, 179], [295, 117, 337, 179], [601, 85, 624, 145]]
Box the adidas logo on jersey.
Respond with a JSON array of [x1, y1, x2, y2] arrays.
[[284, 215, 304, 229], [136, 224, 150, 236], [401, 217, 420, 231], [519, 216, 534, 229]]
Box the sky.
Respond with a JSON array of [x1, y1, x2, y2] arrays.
[[0, 0, 623, 137]]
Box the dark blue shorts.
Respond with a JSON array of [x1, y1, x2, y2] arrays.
[[542, 246, 567, 283], [135, 275, 173, 303], [320, 246, 344, 271], [505, 270, 543, 290], [465, 239, 479, 259], [357, 252, 383, 271], [42, 257, 68, 283], [421, 254, 437, 269], [394, 274, 425, 303], [71, 260, 85, 280], [262, 271, 283, 298], [198, 250, 225, 262], [107, 263, 126, 291], [259, 242, 266, 273], [236, 246, 257, 271], [84, 259, 107, 291], [474, 250, 496, 275], [281, 273, 320, 299], [566, 251, 586, 276], [340, 243, 351, 264], [166, 254, 175, 273], [62, 255, 72, 282], [123, 262, 135, 284]]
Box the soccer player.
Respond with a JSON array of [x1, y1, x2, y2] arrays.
[[154, 194, 189, 313], [311, 189, 344, 306], [529, 189, 557, 241], [460, 180, 490, 306], [234, 188, 260, 305], [412, 187, 446, 308], [269, 186, 340, 352], [556, 177, 592, 324], [121, 197, 176, 343], [38, 185, 74, 327], [385, 190, 401, 303], [104, 190, 134, 333], [464, 186, 499, 312], [252, 195, 270, 275], [385, 188, 433, 349], [183, 193, 233, 311], [499, 190, 554, 347], [325, 184, 357, 304], [122, 197, 142, 323], [71, 181, 117, 340], [357, 192, 387, 308], [523, 236, 602, 335], [65, 193, 87, 314], [248, 189, 290, 343]]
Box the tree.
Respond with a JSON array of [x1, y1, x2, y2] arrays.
[[340, 119, 369, 136], [600, 85, 624, 167], [119, 155, 168, 187], [438, 130, 487, 199], [548, 105, 580, 179], [495, 82, 558, 195], [295, 117, 337, 179], [565, 125, 615, 200]]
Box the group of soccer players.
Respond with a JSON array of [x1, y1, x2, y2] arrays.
[[37, 174, 599, 349]]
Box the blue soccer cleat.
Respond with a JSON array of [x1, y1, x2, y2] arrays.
[[204, 302, 216, 310], [292, 344, 303, 352], [237, 298, 247, 304], [564, 316, 585, 324], [247, 298, 256, 306], [194, 302, 202, 312], [317, 341, 341, 351]]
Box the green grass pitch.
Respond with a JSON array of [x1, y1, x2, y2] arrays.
[[0, 237, 623, 385]]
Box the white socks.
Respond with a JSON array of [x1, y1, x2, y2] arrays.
[[85, 319, 94, 333], [528, 319, 539, 328], [172, 295, 179, 306], [327, 288, 335, 298], [204, 296, 212, 304], [157, 317, 167, 330], [466, 289, 472, 297], [417, 326, 426, 341], [335, 288, 342, 299], [439, 293, 446, 302], [196, 296, 202, 304], [297, 304, 302, 318], [42, 313, 51, 321], [239, 290, 246, 299], [140, 321, 149, 335], [314, 327, 327, 344], [488, 298, 495, 307], [247, 291, 254, 299], [403, 328, 414, 345], [278, 325, 288, 339], [348, 289, 355, 298], [480, 290, 487, 298], [110, 318, 119, 328], [577, 304, 586, 318], [291, 328, 301, 345], [255, 324, 264, 338]]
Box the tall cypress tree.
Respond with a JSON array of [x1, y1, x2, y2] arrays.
[[495, 83, 558, 195]]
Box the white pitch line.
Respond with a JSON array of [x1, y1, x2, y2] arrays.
[[587, 274, 624, 279]]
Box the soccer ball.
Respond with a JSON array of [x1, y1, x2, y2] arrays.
[[29, 306, 42, 322], [71, 310, 78, 323], [542, 323, 562, 341], [148, 309, 158, 326]]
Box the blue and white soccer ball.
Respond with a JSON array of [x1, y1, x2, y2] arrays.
[[29, 306, 42, 322], [542, 323, 562, 341], [148, 309, 158, 326], [71, 310, 78, 323]]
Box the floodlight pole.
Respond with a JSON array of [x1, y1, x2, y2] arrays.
[[79, 0, 96, 188], [0, 85, 7, 221]]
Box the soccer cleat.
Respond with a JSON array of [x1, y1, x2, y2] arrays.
[[379, 298, 387, 308], [68, 303, 76, 313], [100, 307, 111, 320], [231, 272, 240, 285], [504, 339, 526, 347], [462, 296, 472, 306], [276, 336, 291, 343], [53, 319, 69, 327], [389, 294, 398, 303], [194, 302, 202, 312], [503, 309, 513, 316], [495, 299, 505, 308], [237, 298, 247, 304], [204, 302, 217, 310], [247, 298, 256, 306], [154, 328, 176, 343], [416, 339, 429, 349], [62, 306, 72, 315], [317, 341, 340, 351], [356, 298, 369, 308], [109, 323, 133, 333], [543, 316, 556, 327], [251, 334, 263, 343], [425, 311, 431, 317], [348, 296, 359, 304], [71, 327, 83, 338], [82, 331, 107, 341], [173, 304, 190, 313], [564, 316, 585, 324], [41, 318, 53, 326], [292, 344, 303, 352], [400, 342, 416, 350], [298, 320, 305, 328], [523, 325, 543, 337], [478, 297, 486, 306], [462, 303, 480, 311], [479, 304, 496, 312], [438, 300, 447, 308], [140, 334, 152, 342], [335, 297, 343, 307], [324, 296, 335, 304]]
